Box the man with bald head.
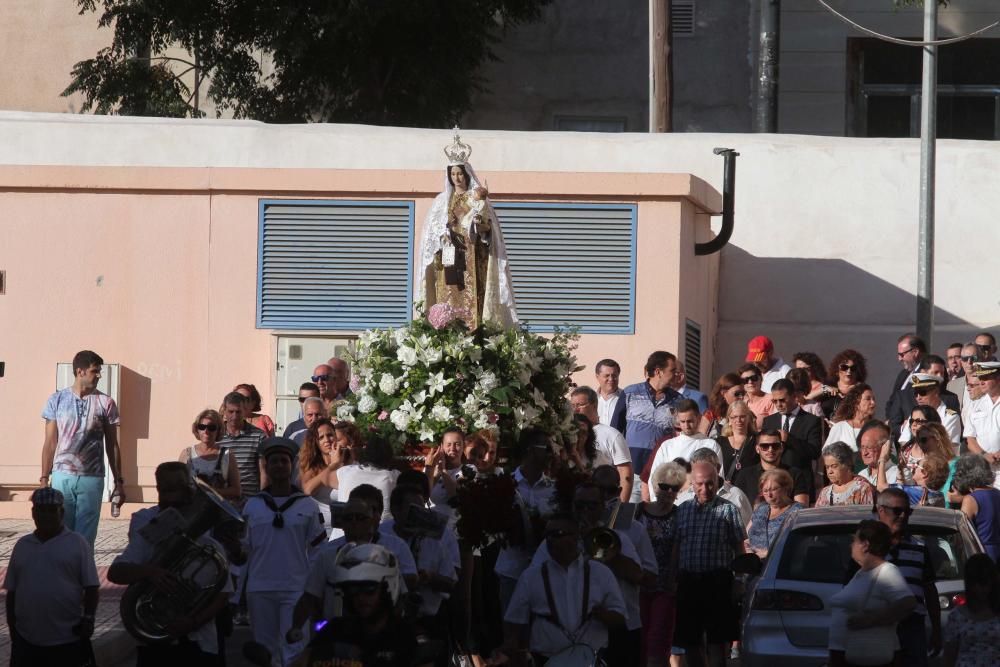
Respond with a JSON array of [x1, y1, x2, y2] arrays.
[[670, 461, 746, 667], [312, 360, 350, 412]]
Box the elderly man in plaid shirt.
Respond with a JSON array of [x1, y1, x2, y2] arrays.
[[668, 461, 746, 667]]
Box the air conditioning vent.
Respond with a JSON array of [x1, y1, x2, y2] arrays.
[[672, 0, 696, 36], [685, 319, 702, 389]]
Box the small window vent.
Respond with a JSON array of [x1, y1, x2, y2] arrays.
[[684, 319, 702, 389], [672, 0, 696, 36]]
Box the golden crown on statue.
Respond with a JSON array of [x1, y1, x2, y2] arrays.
[[443, 125, 472, 164]]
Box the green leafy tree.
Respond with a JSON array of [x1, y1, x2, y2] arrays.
[[63, 0, 552, 125]]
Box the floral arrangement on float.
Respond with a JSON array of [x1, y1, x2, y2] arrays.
[[338, 303, 580, 458]]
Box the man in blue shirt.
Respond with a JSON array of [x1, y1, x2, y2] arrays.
[[610, 351, 682, 502]]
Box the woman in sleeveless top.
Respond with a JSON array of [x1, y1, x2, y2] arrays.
[[956, 454, 1000, 562], [716, 400, 759, 481], [299, 417, 345, 535], [178, 408, 241, 500]]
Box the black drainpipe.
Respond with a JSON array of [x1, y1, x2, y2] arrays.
[[695, 147, 739, 256]]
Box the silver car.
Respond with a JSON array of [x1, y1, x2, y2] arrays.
[[738, 506, 983, 667]]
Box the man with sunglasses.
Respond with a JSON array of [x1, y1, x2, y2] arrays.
[[281, 382, 320, 439], [243, 437, 325, 667], [501, 514, 626, 666], [948, 343, 980, 410], [875, 487, 941, 664], [887, 333, 927, 442], [898, 373, 962, 450], [975, 332, 998, 362], [312, 359, 352, 413], [731, 430, 811, 506]]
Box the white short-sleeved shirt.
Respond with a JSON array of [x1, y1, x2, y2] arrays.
[[965, 395, 1000, 453], [113, 507, 233, 653], [505, 555, 626, 657], [858, 465, 899, 487], [3, 528, 99, 646], [761, 359, 792, 393], [243, 493, 325, 593], [825, 420, 861, 451], [828, 562, 912, 655], [530, 530, 643, 631], [336, 465, 400, 521], [379, 520, 457, 616], [593, 424, 632, 468], [647, 434, 722, 501]]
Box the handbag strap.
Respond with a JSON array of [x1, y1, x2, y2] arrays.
[[541, 560, 592, 637]]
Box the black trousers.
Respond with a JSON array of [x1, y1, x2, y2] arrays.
[[10, 631, 94, 667]]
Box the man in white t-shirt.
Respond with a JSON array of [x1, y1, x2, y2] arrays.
[[501, 515, 626, 662], [641, 399, 721, 501], [571, 386, 633, 501], [746, 336, 791, 393], [109, 463, 233, 667], [243, 438, 326, 667], [4, 487, 99, 666]]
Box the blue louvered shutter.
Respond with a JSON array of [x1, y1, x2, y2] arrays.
[[495, 203, 636, 334], [257, 200, 414, 330]]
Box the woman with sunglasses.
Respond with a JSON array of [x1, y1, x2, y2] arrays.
[[699, 373, 746, 439], [637, 461, 687, 667], [825, 384, 876, 451], [746, 469, 801, 558], [819, 350, 868, 420], [179, 408, 241, 500], [736, 363, 774, 430], [717, 400, 759, 481], [889, 423, 958, 506]]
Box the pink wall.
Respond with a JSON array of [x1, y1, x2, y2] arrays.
[[0, 165, 719, 500]]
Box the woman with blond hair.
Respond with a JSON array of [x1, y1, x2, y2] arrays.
[[717, 400, 759, 481], [747, 469, 802, 558], [638, 461, 688, 667], [699, 373, 747, 438], [179, 408, 241, 500]]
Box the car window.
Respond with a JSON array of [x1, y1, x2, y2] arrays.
[[776, 524, 966, 584]]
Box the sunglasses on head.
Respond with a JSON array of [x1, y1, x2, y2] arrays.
[[657, 483, 681, 493], [839, 363, 856, 372], [742, 374, 761, 383], [758, 442, 782, 451], [879, 505, 911, 517], [311, 374, 331, 382], [196, 423, 218, 432]]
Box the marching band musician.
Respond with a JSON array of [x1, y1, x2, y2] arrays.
[[108, 462, 233, 667], [242, 437, 325, 667]]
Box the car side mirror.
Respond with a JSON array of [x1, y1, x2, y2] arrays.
[[731, 553, 763, 576]]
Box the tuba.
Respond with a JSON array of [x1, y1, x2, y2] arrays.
[[583, 502, 631, 563], [121, 479, 244, 643]]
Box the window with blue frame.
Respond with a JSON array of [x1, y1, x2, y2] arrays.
[[257, 200, 414, 330], [495, 203, 636, 334]]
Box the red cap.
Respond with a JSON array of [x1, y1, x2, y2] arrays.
[[746, 336, 773, 363]]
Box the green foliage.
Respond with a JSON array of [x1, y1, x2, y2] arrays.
[[64, 0, 553, 122]]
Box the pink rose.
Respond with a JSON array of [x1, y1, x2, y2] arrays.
[[377, 410, 389, 421]]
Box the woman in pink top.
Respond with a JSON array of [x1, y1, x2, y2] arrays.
[[738, 363, 773, 429]]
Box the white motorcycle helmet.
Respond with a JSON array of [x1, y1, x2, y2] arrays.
[[332, 543, 403, 605]]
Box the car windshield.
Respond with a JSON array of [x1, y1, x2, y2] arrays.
[[776, 524, 967, 584]]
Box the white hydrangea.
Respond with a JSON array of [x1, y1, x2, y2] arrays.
[[336, 403, 356, 420], [357, 394, 378, 414], [390, 409, 411, 431], [392, 328, 410, 347], [431, 404, 452, 421], [478, 371, 499, 393], [461, 393, 480, 413], [378, 373, 397, 394]]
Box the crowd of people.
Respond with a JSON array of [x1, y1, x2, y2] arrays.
[[7, 333, 1000, 667]]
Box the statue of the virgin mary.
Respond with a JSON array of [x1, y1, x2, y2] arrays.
[[416, 128, 518, 330]]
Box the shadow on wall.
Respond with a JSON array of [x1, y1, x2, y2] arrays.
[[119, 366, 151, 493], [713, 246, 994, 413]]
